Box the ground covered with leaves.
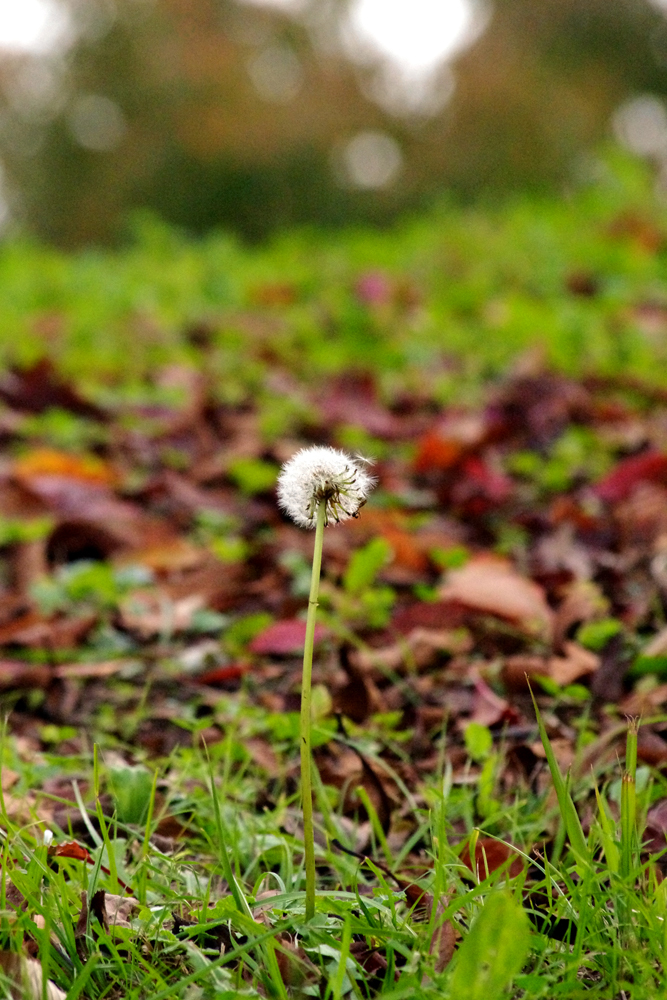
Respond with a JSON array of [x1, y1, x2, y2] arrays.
[[2, 156, 667, 997]]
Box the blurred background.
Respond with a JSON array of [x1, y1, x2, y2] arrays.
[[1, 0, 667, 246]]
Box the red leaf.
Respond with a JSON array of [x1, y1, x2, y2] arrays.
[[249, 619, 328, 655], [470, 677, 519, 727], [594, 451, 667, 503], [50, 841, 133, 891], [413, 412, 486, 473], [197, 664, 248, 685], [414, 430, 463, 472], [457, 456, 513, 504], [391, 601, 468, 634], [50, 842, 93, 863], [461, 837, 524, 879]]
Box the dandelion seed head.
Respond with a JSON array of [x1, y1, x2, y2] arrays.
[[277, 446, 376, 528]]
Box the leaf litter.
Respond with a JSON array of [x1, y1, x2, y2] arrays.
[[3, 353, 667, 992]]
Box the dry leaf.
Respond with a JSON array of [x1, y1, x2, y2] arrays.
[[249, 619, 328, 655], [119, 590, 204, 638], [351, 627, 471, 675], [502, 655, 549, 693], [641, 628, 667, 657], [461, 837, 524, 880], [470, 677, 518, 727], [637, 728, 667, 766], [553, 580, 608, 648], [0, 952, 66, 1000], [620, 683, 667, 715], [439, 556, 553, 640], [54, 660, 127, 680], [14, 449, 116, 487], [548, 641, 599, 686]]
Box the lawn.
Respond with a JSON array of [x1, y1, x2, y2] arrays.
[[0, 152, 666, 997]]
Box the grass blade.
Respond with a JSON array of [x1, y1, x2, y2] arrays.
[[528, 682, 589, 870]]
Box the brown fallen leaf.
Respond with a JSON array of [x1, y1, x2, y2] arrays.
[[428, 897, 458, 973], [470, 677, 519, 727], [53, 660, 127, 680], [273, 933, 319, 990], [460, 837, 525, 881], [0, 358, 106, 419], [390, 600, 469, 633], [641, 628, 667, 657], [14, 449, 117, 487], [401, 882, 457, 973], [50, 842, 93, 863], [118, 589, 205, 639], [552, 580, 609, 649], [49, 843, 133, 892], [349, 940, 395, 983], [533, 524, 594, 585], [350, 627, 471, 675], [620, 683, 667, 715], [0, 661, 51, 689], [530, 736, 575, 773], [0, 951, 66, 1000], [102, 892, 140, 929], [335, 649, 385, 723], [245, 737, 281, 777], [196, 663, 248, 687], [316, 740, 396, 833], [644, 798, 667, 862], [0, 610, 99, 649], [439, 556, 553, 640], [316, 372, 405, 440], [502, 655, 549, 693], [637, 728, 667, 766], [123, 537, 207, 574], [548, 641, 599, 687]]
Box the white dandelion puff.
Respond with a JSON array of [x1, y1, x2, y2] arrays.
[[277, 446, 376, 528]]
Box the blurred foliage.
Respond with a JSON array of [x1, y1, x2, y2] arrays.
[[1, 0, 667, 245], [0, 152, 666, 400]]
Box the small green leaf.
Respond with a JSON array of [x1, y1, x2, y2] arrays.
[[576, 618, 623, 651], [630, 654, 667, 678], [223, 612, 274, 656], [464, 722, 493, 762], [343, 537, 392, 595], [430, 545, 469, 570], [108, 765, 154, 824], [448, 892, 531, 1000], [228, 457, 279, 495]]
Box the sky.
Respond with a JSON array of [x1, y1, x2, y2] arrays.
[[0, 0, 476, 74], [0, 0, 69, 52]]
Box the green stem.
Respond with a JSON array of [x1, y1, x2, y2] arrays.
[[301, 501, 325, 921]]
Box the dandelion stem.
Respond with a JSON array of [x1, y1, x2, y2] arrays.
[[301, 500, 325, 921]]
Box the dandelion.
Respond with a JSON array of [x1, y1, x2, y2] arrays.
[[277, 446, 375, 529], [277, 446, 375, 920]]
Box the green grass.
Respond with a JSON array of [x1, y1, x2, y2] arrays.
[[2, 703, 667, 997]]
